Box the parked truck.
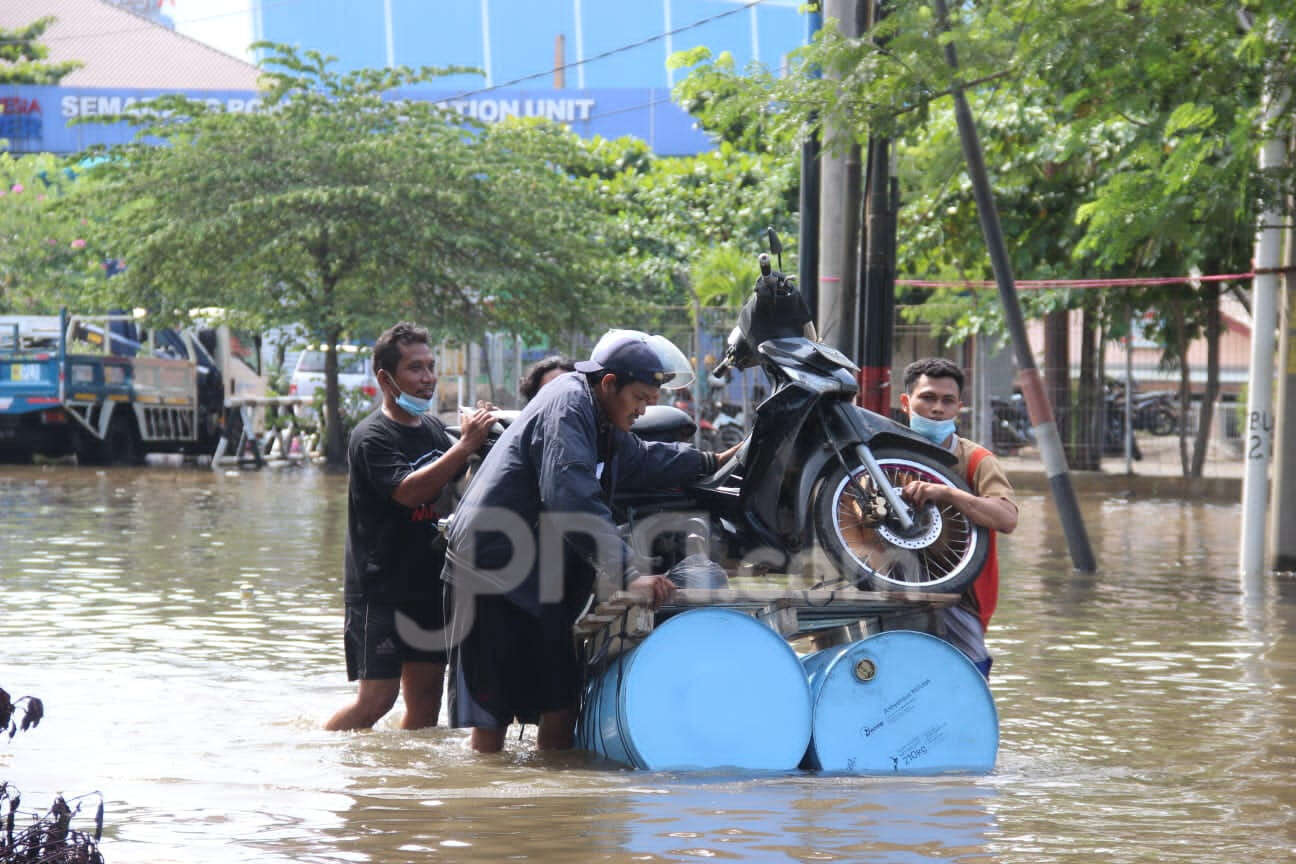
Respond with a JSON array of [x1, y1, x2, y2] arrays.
[[0, 309, 264, 464]]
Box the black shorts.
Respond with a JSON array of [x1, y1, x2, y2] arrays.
[[344, 598, 447, 681], [447, 592, 583, 729]]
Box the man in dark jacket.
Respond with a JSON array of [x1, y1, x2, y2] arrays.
[[442, 333, 736, 753]]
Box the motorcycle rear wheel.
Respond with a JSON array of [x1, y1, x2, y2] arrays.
[[1150, 405, 1177, 436], [812, 447, 989, 595]]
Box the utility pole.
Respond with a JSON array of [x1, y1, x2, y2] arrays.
[[858, 143, 897, 413], [1240, 38, 1288, 579], [856, 1, 896, 415], [799, 3, 823, 322], [1266, 186, 1295, 570], [816, 0, 862, 355], [931, 0, 1096, 571]]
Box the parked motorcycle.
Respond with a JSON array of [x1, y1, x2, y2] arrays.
[[709, 402, 746, 449], [989, 392, 1033, 455], [612, 231, 989, 595], [1105, 379, 1179, 436]]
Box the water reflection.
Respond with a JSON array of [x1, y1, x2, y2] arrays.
[[1, 466, 1293, 863]]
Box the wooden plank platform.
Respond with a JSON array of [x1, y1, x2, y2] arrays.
[[574, 585, 959, 662]]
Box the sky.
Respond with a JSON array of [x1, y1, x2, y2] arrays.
[[169, 0, 257, 62]]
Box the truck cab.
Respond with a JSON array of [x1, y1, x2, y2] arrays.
[[0, 310, 264, 464]]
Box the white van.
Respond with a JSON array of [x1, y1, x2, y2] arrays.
[[289, 344, 378, 404]]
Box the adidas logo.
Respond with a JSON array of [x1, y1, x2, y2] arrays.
[[375, 637, 397, 655]]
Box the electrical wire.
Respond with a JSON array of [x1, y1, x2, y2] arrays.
[[445, 0, 768, 101], [898, 273, 1255, 291]]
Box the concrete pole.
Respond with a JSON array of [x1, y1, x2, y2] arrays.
[[1239, 56, 1288, 578], [514, 334, 524, 409], [691, 290, 704, 450], [1124, 316, 1135, 474], [931, 0, 1096, 571], [1266, 178, 1296, 570], [816, 0, 861, 355], [973, 334, 991, 446], [466, 339, 481, 406]]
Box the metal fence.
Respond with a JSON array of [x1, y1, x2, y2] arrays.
[[437, 302, 1249, 476], [895, 306, 1250, 477]]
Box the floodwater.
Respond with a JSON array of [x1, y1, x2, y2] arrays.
[[1, 464, 1293, 863]]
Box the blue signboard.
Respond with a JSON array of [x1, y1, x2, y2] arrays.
[[0, 86, 714, 157]]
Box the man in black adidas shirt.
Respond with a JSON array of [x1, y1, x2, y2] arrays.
[[325, 322, 495, 731]]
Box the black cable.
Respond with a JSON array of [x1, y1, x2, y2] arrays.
[[445, 0, 767, 101]]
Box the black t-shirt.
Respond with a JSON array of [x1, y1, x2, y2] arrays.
[[344, 409, 456, 608]]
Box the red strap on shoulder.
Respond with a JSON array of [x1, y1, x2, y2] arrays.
[[966, 444, 991, 485], [964, 444, 998, 631]]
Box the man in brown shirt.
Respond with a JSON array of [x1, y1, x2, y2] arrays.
[[898, 358, 1018, 678]]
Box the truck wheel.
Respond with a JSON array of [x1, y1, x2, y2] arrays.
[[75, 428, 109, 465], [106, 414, 144, 466]]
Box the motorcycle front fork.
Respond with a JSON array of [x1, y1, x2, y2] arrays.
[[854, 444, 916, 531]]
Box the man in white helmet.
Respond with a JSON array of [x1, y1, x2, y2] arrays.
[[442, 332, 739, 753]]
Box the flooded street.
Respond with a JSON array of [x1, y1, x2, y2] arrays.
[[1, 464, 1293, 863]]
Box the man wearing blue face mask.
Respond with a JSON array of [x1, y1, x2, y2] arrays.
[[898, 358, 1018, 679], [325, 321, 496, 731]]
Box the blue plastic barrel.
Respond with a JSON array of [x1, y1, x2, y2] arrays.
[[801, 630, 998, 774], [578, 607, 812, 771]]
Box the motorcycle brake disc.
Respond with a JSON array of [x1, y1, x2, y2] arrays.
[[875, 503, 944, 550]]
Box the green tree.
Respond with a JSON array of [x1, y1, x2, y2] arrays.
[[77, 44, 617, 465], [671, 0, 1296, 477], [0, 153, 104, 313], [0, 17, 81, 84]]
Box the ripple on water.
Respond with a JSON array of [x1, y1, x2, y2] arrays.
[[0, 471, 1292, 863]]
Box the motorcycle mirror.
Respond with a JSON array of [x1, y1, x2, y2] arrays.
[[766, 227, 782, 256], [766, 227, 783, 271]]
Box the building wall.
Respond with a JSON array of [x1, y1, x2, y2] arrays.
[[254, 0, 805, 90]]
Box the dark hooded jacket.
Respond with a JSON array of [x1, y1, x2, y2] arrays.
[[444, 371, 710, 615]]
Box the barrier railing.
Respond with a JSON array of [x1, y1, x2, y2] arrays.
[[212, 395, 318, 469]]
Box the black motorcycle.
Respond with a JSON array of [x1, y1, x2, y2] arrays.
[[612, 233, 990, 595]]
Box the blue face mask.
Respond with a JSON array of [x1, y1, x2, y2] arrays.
[[384, 372, 431, 416], [395, 390, 431, 416], [909, 412, 957, 446]]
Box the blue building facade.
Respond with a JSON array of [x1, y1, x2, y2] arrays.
[[254, 0, 804, 89], [251, 0, 807, 152]]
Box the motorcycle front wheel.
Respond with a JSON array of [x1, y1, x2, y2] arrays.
[[812, 447, 990, 595]]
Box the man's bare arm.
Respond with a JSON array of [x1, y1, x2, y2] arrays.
[[391, 408, 494, 507], [902, 481, 1018, 534]]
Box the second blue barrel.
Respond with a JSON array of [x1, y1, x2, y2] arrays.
[[801, 630, 999, 774], [578, 607, 812, 771]]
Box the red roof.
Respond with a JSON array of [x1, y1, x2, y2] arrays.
[[0, 0, 260, 90]]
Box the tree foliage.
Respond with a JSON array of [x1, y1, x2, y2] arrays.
[[0, 17, 82, 85], [76, 44, 618, 464], [584, 136, 799, 324], [0, 153, 105, 313], [671, 0, 1296, 474]]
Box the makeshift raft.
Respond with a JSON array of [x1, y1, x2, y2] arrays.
[[573, 585, 959, 656], [573, 585, 999, 774]]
